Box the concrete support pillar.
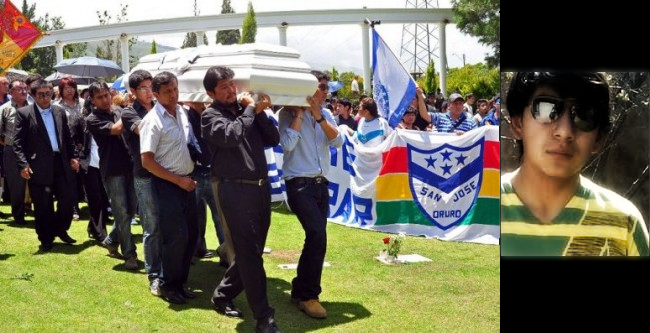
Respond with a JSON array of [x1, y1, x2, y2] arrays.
[[361, 22, 371, 95], [438, 20, 448, 98], [55, 40, 64, 66], [119, 33, 130, 74], [278, 23, 288, 46], [195, 31, 207, 45]]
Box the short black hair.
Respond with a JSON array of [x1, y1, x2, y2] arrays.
[[360, 97, 379, 118], [152, 71, 178, 93], [339, 98, 352, 108], [25, 74, 43, 89], [203, 66, 235, 93], [88, 81, 110, 98], [128, 69, 153, 89], [29, 79, 52, 96], [506, 72, 611, 136]]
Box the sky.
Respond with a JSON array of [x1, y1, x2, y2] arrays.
[[29, 0, 493, 74]]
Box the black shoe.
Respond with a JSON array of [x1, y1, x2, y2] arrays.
[[161, 289, 186, 304], [256, 314, 281, 333], [212, 298, 243, 318], [195, 250, 214, 259], [15, 220, 27, 226], [179, 288, 197, 299], [216, 250, 230, 268], [58, 233, 77, 244], [39, 242, 53, 252]]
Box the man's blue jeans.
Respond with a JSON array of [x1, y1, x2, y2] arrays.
[[104, 174, 138, 260], [193, 166, 225, 252], [134, 176, 161, 281], [285, 178, 330, 301]]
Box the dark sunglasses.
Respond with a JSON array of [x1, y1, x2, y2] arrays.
[[35, 91, 53, 99], [530, 97, 598, 132]]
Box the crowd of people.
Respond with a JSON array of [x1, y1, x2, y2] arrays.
[[323, 84, 500, 145], [0, 69, 499, 333]]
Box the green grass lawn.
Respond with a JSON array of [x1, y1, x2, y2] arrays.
[[0, 202, 499, 332]]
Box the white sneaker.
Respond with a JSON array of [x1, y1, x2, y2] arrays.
[[150, 279, 162, 296]]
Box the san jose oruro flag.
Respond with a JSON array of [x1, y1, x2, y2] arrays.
[[372, 28, 417, 128], [0, 0, 43, 74]]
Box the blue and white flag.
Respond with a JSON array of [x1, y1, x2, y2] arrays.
[[372, 29, 417, 128]]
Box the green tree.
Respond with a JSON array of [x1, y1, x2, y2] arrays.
[[239, 1, 256, 44], [446, 63, 499, 100], [181, 33, 208, 48], [150, 40, 157, 54], [216, 0, 241, 45], [330, 66, 339, 81], [322, 70, 364, 101], [451, 0, 500, 67], [417, 60, 437, 94]]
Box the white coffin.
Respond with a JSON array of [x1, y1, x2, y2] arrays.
[[130, 43, 318, 106]]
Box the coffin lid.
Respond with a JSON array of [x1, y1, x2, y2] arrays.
[[130, 43, 318, 106]]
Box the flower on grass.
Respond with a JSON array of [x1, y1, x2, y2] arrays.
[[382, 233, 406, 257]]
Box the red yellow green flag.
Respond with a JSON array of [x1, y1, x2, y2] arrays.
[[0, 0, 43, 74]]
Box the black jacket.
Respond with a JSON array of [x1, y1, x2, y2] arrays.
[[201, 103, 279, 180], [85, 106, 133, 179], [121, 100, 151, 178], [13, 103, 76, 185]]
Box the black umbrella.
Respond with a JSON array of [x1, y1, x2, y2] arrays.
[[54, 56, 124, 78], [45, 72, 97, 86]]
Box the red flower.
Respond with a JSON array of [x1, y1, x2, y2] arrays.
[[382, 237, 390, 244]]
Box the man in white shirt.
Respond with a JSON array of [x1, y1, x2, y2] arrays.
[[140, 71, 198, 305]]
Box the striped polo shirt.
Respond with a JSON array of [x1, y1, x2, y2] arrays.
[[428, 111, 477, 133], [501, 170, 650, 256]]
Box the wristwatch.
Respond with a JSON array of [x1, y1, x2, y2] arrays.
[[316, 116, 325, 123]]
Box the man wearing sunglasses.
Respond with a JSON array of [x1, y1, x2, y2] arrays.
[[13, 79, 80, 252], [500, 72, 649, 256]]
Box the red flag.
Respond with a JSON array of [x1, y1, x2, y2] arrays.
[[0, 0, 43, 74]]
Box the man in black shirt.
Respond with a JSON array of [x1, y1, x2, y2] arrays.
[[120, 70, 163, 294], [201, 66, 281, 333], [85, 82, 138, 270], [185, 101, 226, 261], [335, 98, 357, 130]]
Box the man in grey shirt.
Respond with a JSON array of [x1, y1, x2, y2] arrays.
[[0, 79, 28, 225]]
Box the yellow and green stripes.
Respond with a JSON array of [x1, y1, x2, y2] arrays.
[[501, 174, 650, 256]]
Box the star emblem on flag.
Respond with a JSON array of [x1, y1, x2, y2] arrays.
[[407, 137, 486, 230]]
